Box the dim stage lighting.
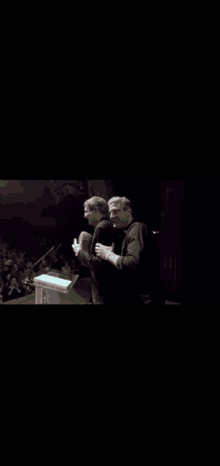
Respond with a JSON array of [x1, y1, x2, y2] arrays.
[[0, 181, 9, 188]]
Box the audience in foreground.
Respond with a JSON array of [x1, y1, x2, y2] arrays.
[[0, 239, 78, 303]]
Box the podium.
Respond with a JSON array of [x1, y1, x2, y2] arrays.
[[2, 276, 92, 305], [33, 270, 79, 304]]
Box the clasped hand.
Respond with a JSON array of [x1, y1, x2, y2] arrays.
[[72, 237, 113, 260], [95, 243, 113, 260], [72, 238, 81, 256]]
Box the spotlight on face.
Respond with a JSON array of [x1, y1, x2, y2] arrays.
[[109, 203, 131, 229], [84, 207, 98, 226]]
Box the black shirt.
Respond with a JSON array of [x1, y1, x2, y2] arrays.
[[78, 217, 118, 304], [113, 220, 148, 304]]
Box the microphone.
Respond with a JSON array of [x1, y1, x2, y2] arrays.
[[23, 245, 56, 286], [47, 243, 62, 272]]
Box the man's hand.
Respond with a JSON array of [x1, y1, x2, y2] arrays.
[[72, 238, 81, 257], [95, 243, 113, 260]]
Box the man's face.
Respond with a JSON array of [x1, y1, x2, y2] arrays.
[[84, 207, 99, 226], [109, 203, 131, 229]]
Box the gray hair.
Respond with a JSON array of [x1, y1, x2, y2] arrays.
[[108, 196, 133, 215], [83, 196, 109, 216]]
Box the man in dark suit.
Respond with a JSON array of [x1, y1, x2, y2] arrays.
[[72, 196, 118, 304]]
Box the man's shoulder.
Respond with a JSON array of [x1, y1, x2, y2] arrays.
[[97, 219, 114, 230], [127, 221, 148, 236]]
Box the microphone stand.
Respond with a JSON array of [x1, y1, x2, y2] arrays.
[[23, 246, 55, 287], [46, 243, 62, 274]]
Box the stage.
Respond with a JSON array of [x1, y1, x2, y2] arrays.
[[2, 277, 92, 305], [2, 279, 180, 305], [1, 269, 181, 305]]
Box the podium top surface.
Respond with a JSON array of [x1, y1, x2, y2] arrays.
[[33, 274, 72, 291]]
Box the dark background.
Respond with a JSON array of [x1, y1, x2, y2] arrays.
[[111, 177, 219, 304], [112, 178, 162, 231]]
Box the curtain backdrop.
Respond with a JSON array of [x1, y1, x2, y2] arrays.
[[86, 180, 114, 201]]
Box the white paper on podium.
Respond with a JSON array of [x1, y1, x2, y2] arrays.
[[33, 273, 79, 293], [33, 274, 71, 291]]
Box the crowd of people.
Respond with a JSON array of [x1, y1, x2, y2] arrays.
[[0, 237, 79, 303]]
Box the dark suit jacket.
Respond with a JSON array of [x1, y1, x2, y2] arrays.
[[78, 217, 118, 304]]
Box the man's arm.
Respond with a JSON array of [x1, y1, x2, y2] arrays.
[[77, 232, 93, 268], [89, 222, 115, 273], [77, 222, 114, 270], [77, 249, 92, 269], [107, 223, 147, 273]]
